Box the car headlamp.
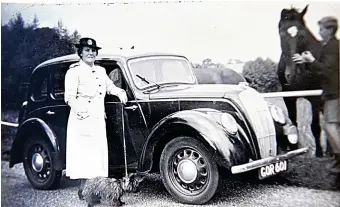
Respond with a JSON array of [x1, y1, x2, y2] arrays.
[[270, 105, 286, 124], [220, 113, 238, 135], [284, 125, 299, 144]]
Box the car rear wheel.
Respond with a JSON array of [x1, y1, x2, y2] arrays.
[[23, 137, 62, 189], [160, 136, 219, 204]]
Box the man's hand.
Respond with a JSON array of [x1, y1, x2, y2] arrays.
[[301, 51, 315, 63], [292, 51, 315, 64], [118, 91, 128, 105]]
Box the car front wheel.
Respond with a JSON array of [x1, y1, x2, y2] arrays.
[[160, 136, 219, 205], [23, 137, 62, 190]]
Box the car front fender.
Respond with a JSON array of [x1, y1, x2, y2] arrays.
[[9, 118, 62, 169], [138, 110, 251, 172]]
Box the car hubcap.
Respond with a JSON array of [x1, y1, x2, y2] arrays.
[[32, 153, 44, 172], [172, 148, 209, 194], [177, 160, 197, 183], [28, 144, 52, 182]]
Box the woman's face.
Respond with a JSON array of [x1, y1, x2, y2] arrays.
[[81, 46, 97, 65]]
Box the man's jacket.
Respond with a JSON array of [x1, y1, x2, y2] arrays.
[[311, 37, 339, 100]]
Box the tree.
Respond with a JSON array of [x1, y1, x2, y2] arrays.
[[194, 58, 225, 69], [242, 57, 281, 93], [69, 30, 81, 53], [1, 13, 81, 109], [56, 19, 69, 39], [191, 62, 201, 68], [31, 15, 39, 29]]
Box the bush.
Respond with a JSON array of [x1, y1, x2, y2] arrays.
[[242, 57, 282, 93]]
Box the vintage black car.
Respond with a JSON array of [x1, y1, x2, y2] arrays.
[[9, 52, 307, 205]]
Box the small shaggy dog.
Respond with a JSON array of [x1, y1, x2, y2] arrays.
[[81, 173, 145, 207]]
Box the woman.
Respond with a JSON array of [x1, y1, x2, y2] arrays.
[[64, 37, 128, 199]]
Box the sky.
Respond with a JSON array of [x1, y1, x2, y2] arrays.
[[1, 1, 340, 64]]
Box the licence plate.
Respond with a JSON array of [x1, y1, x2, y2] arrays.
[[258, 160, 288, 180]]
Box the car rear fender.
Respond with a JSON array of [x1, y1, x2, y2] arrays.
[[138, 110, 250, 172], [9, 118, 61, 169]]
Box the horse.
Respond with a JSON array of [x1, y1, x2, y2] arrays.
[[277, 5, 325, 156]]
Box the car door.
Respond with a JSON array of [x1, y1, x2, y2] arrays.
[[103, 64, 149, 171], [43, 63, 76, 167]]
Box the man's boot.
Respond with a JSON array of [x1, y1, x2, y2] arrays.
[[327, 154, 340, 190]]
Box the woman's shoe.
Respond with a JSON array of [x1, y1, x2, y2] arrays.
[[78, 189, 84, 200]]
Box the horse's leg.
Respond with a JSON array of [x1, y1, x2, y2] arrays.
[[309, 97, 323, 157], [283, 96, 298, 126]]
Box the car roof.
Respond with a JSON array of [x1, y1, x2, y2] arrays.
[[32, 51, 188, 74]]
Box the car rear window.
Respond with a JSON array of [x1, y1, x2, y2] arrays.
[[31, 68, 48, 101], [51, 63, 75, 100]]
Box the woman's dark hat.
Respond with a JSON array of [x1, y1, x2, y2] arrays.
[[75, 38, 102, 50]]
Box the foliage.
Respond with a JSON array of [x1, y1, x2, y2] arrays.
[[242, 57, 282, 93], [1, 13, 81, 109], [194, 67, 246, 85], [191, 58, 225, 69]]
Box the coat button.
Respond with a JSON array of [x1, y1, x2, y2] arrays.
[[99, 85, 101, 87], [100, 92, 102, 95], [88, 100, 91, 103], [92, 71, 95, 73], [96, 77, 98, 79]]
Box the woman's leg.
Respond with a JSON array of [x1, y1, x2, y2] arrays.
[[78, 179, 87, 200]]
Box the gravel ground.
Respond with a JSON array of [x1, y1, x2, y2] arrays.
[[2, 160, 340, 207]]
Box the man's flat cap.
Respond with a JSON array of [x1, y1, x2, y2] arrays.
[[318, 16, 338, 28]]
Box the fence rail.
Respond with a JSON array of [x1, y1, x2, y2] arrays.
[[1, 121, 19, 127], [261, 89, 322, 98]]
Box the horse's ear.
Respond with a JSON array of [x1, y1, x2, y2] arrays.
[[300, 5, 308, 17], [280, 8, 289, 21]]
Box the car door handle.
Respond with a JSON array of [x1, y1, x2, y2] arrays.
[[46, 110, 55, 115], [124, 105, 138, 111]]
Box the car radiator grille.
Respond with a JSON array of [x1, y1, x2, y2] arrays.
[[238, 88, 277, 158]]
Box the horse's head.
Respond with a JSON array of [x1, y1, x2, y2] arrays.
[[278, 5, 311, 85]]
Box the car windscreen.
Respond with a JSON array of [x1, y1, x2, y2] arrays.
[[127, 56, 196, 89]]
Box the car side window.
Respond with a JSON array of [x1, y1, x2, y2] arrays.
[[31, 69, 48, 101], [104, 65, 135, 101], [108, 68, 123, 89], [51, 63, 74, 100]]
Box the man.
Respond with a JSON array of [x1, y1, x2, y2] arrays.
[[292, 16, 340, 188]]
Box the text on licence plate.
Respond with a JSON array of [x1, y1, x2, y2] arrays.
[[258, 160, 288, 179]]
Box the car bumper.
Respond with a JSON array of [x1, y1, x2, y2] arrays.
[[231, 147, 308, 174]]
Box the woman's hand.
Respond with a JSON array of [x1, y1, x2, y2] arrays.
[[76, 111, 90, 120], [118, 91, 128, 104], [74, 104, 89, 120]]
